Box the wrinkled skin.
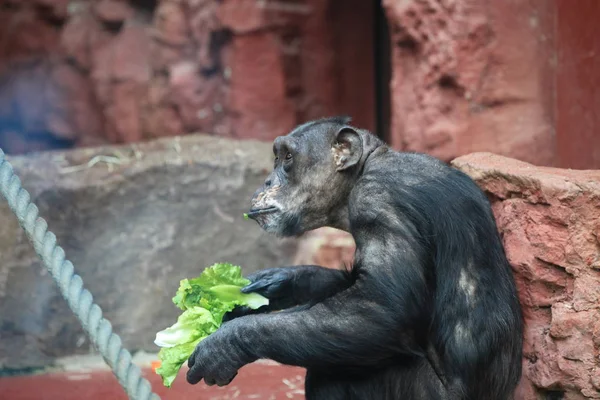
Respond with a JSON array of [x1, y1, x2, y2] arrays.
[[245, 119, 379, 236], [186, 117, 524, 400]]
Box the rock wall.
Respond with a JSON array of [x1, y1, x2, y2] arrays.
[[5, 0, 598, 170], [0, 0, 233, 152], [0, 134, 296, 370], [0, 0, 376, 154], [382, 0, 556, 166], [453, 153, 600, 399]]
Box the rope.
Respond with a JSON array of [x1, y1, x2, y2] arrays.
[[0, 148, 161, 400]]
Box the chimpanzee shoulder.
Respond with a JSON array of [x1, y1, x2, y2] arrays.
[[350, 149, 467, 227], [352, 148, 490, 217]]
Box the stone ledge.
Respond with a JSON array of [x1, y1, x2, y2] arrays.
[[0, 134, 296, 370], [453, 152, 600, 399], [453, 152, 600, 205]]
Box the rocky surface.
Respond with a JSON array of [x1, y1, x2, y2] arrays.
[[0, 0, 376, 154], [383, 0, 556, 165], [2, 0, 598, 171], [5, 0, 591, 171], [453, 152, 600, 399], [0, 134, 297, 370]]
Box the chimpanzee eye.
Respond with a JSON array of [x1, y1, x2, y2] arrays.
[[285, 152, 292, 160]]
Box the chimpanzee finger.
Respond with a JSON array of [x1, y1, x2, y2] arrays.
[[187, 348, 198, 368], [216, 373, 237, 387], [204, 377, 216, 386], [244, 270, 268, 282], [222, 305, 253, 322], [240, 279, 271, 294], [186, 363, 203, 385]]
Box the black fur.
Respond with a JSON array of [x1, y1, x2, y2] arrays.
[[186, 117, 524, 400]]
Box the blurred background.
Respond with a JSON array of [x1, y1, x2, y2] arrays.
[[1, 0, 598, 168], [0, 0, 598, 399]]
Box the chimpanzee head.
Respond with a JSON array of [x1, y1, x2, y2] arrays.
[[246, 116, 384, 237]]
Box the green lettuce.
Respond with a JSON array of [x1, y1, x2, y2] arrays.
[[154, 263, 268, 387]]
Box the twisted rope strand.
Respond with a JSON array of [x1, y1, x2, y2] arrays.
[[0, 149, 160, 400]]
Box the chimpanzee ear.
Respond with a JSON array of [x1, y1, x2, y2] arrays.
[[332, 126, 363, 171]]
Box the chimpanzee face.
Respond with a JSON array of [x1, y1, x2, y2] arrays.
[[246, 117, 364, 237]]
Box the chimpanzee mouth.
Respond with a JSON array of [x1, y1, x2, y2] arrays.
[[246, 207, 279, 220]]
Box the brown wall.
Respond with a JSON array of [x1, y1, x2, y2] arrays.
[[0, 0, 376, 154], [382, 0, 599, 169], [0, 0, 598, 169], [555, 0, 600, 170], [383, 0, 557, 166]]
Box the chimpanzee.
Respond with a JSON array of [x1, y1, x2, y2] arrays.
[[186, 116, 524, 399]]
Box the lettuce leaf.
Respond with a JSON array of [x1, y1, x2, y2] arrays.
[[154, 307, 215, 387], [154, 263, 268, 387]]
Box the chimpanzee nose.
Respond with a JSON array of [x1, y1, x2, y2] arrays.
[[251, 186, 265, 203]]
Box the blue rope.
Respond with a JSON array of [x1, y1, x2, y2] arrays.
[[0, 148, 160, 400]]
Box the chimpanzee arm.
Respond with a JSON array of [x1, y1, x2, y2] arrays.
[[223, 265, 353, 322], [238, 259, 426, 369], [246, 265, 352, 304], [187, 237, 429, 384]]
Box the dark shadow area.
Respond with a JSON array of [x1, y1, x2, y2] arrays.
[[374, 0, 391, 142], [129, 0, 158, 13], [329, 0, 391, 136]]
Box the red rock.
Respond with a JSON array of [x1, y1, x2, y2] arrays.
[[556, 332, 595, 364], [186, 0, 215, 11], [148, 40, 194, 72], [524, 218, 569, 268], [110, 81, 143, 143], [592, 369, 600, 391], [145, 74, 169, 107], [573, 275, 600, 312], [228, 33, 296, 141], [152, 2, 190, 46], [382, 0, 555, 166], [34, 0, 70, 20], [217, 0, 266, 33], [110, 25, 152, 83], [142, 105, 184, 138], [43, 66, 77, 141], [61, 12, 113, 70], [1, 6, 61, 60], [51, 63, 104, 142], [85, 23, 152, 143], [189, 1, 221, 69], [168, 60, 223, 132], [93, 0, 134, 22], [452, 152, 600, 399]]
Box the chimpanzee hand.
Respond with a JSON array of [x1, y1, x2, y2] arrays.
[[241, 267, 296, 299], [222, 267, 296, 323], [186, 321, 254, 387], [222, 266, 351, 323]]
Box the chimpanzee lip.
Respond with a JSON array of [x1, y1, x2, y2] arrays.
[[246, 207, 278, 219]]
